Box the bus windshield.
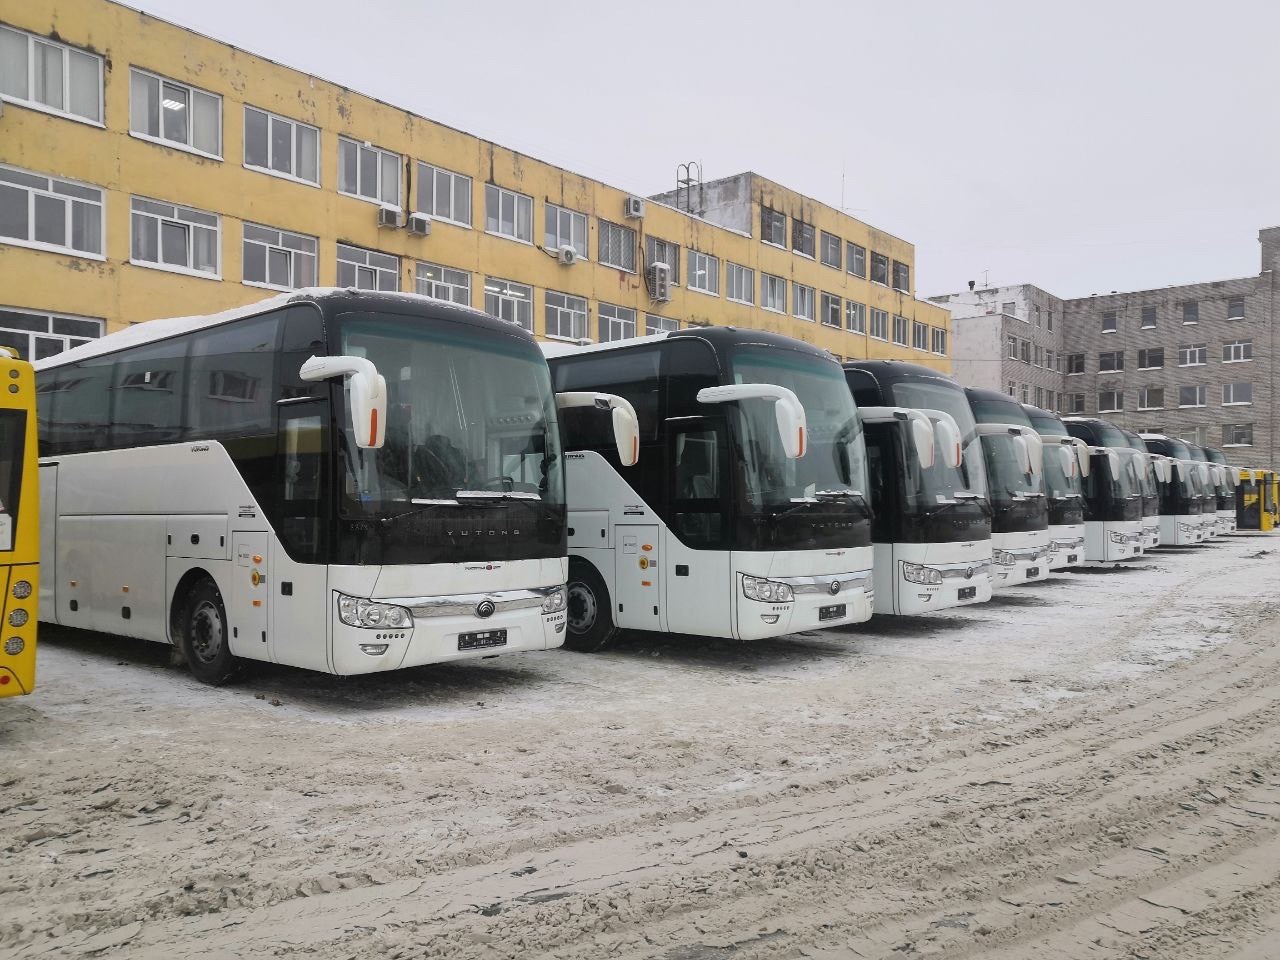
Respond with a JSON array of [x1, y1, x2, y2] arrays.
[[888, 379, 988, 507], [1027, 413, 1083, 501], [969, 398, 1039, 503], [336, 312, 564, 515], [729, 346, 868, 509]]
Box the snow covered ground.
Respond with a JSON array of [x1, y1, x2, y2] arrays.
[[2, 534, 1279, 959]]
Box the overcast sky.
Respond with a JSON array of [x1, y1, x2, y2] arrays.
[[128, 0, 1280, 300]]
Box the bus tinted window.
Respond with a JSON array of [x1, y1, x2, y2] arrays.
[[0, 410, 26, 550], [112, 337, 188, 446], [47, 356, 113, 454], [188, 314, 280, 437], [554, 347, 662, 447]]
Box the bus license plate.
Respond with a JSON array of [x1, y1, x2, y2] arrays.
[[1025, 567, 1040, 578], [818, 604, 846, 621], [958, 586, 977, 601], [458, 629, 507, 651]]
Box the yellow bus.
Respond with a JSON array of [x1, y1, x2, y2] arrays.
[[1237, 469, 1277, 533], [0, 349, 39, 697]]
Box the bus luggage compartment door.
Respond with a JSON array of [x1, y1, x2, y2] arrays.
[[614, 525, 660, 631], [231, 532, 270, 659]]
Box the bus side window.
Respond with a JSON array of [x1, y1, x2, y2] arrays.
[[278, 412, 326, 562], [278, 305, 326, 399], [47, 355, 113, 455], [111, 337, 189, 447], [553, 347, 662, 449], [671, 424, 724, 547], [187, 313, 281, 438]]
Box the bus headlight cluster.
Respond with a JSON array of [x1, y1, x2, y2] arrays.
[[741, 576, 794, 603], [1108, 531, 1126, 544], [901, 562, 943, 585], [11, 580, 31, 600], [992, 550, 1017, 566], [540, 587, 566, 614], [337, 594, 413, 629]]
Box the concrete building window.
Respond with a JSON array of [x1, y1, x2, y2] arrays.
[[336, 243, 398, 291], [1033, 344, 1043, 367], [1178, 343, 1207, 366], [1227, 296, 1245, 321], [932, 327, 947, 356], [892, 261, 910, 292], [1006, 381, 1015, 397], [1047, 309, 1054, 331], [1181, 300, 1199, 324], [1020, 384, 1030, 404], [598, 220, 636, 272], [792, 219, 815, 258], [130, 196, 219, 278], [846, 242, 866, 278], [1178, 385, 1206, 408], [846, 301, 866, 334], [1065, 393, 1085, 414], [416, 163, 472, 227], [1099, 390, 1123, 413], [129, 68, 221, 158], [1020, 340, 1031, 364], [870, 309, 888, 341], [1066, 352, 1084, 375], [1138, 387, 1164, 410], [870, 252, 890, 285], [1046, 349, 1055, 370], [892, 314, 909, 346], [646, 314, 679, 336], [244, 107, 319, 185], [1223, 382, 1252, 406], [1137, 347, 1163, 369], [340, 137, 401, 208], [415, 262, 470, 305], [1101, 310, 1117, 333], [1033, 305, 1041, 327], [725, 263, 754, 304], [793, 284, 816, 321], [687, 250, 719, 295], [598, 303, 636, 343], [243, 223, 317, 291], [0, 306, 101, 361], [912, 320, 928, 351], [1034, 386, 1044, 407], [820, 292, 841, 328], [1006, 335, 1018, 360], [1002, 301, 1017, 317], [545, 290, 588, 340], [820, 232, 842, 269], [0, 164, 104, 259], [761, 207, 786, 247], [544, 202, 588, 259], [761, 273, 786, 313], [645, 237, 680, 283], [1099, 350, 1124, 373], [1140, 305, 1157, 329], [483, 183, 531, 241], [0, 25, 102, 124], [1223, 423, 1253, 447], [1223, 339, 1253, 363], [485, 277, 532, 331]]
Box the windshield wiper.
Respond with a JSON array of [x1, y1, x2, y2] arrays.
[[457, 490, 542, 502], [790, 489, 866, 503]]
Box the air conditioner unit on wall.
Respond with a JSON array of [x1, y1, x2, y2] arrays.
[[625, 196, 645, 219], [646, 262, 670, 302], [558, 244, 578, 266], [406, 213, 432, 236], [377, 207, 399, 229]]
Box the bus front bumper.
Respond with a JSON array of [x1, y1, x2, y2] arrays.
[[735, 569, 874, 640], [990, 538, 1053, 589]]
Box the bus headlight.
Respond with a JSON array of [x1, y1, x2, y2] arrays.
[[540, 587, 566, 614], [992, 550, 1017, 566], [11, 580, 31, 600], [1109, 531, 1125, 544], [901, 562, 943, 585], [741, 576, 794, 603], [337, 594, 414, 629]]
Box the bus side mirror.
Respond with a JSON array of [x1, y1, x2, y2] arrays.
[[697, 384, 807, 459], [1055, 444, 1074, 476], [1069, 438, 1091, 478], [1104, 448, 1120, 477], [910, 415, 936, 470], [555, 392, 640, 466], [920, 409, 962, 469], [299, 355, 386, 449], [1020, 430, 1043, 477]]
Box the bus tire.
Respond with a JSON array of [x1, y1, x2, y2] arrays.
[[176, 577, 241, 686], [565, 560, 617, 652]]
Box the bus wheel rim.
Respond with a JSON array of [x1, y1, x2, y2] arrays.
[[566, 581, 596, 634], [190, 600, 224, 664]]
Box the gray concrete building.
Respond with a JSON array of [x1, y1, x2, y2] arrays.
[[930, 227, 1278, 469]]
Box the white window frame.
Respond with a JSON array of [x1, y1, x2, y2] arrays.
[[129, 195, 220, 279], [129, 67, 222, 159], [646, 237, 680, 284], [870, 308, 889, 342], [1223, 424, 1253, 447], [1137, 386, 1164, 411], [1098, 390, 1123, 413], [870, 253, 890, 286], [598, 219, 636, 272], [545, 290, 589, 341], [415, 261, 471, 306], [242, 222, 317, 292], [243, 106, 320, 187], [687, 250, 719, 296], [820, 292, 841, 328], [931, 327, 947, 356], [485, 277, 532, 331], [1222, 382, 1252, 406], [1140, 306, 1157, 329], [0, 163, 105, 260], [726, 262, 754, 304], [598, 302, 636, 342], [1101, 310, 1117, 333], [0, 25, 103, 126], [1136, 348, 1164, 370], [846, 242, 866, 278], [1226, 296, 1245, 321], [645, 314, 679, 336], [1178, 344, 1207, 367], [1181, 301, 1200, 324], [911, 320, 928, 351], [336, 242, 399, 292], [820, 231, 842, 269], [892, 315, 909, 346], [793, 284, 815, 321], [338, 136, 401, 209], [1223, 339, 1253, 363], [761, 207, 787, 248], [1098, 350, 1124, 374], [761, 273, 786, 313], [416, 163, 472, 227], [846, 301, 866, 334], [1178, 384, 1207, 408], [483, 183, 532, 243], [544, 202, 588, 259], [0, 305, 103, 362]]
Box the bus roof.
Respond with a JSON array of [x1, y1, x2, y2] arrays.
[[541, 326, 840, 362]]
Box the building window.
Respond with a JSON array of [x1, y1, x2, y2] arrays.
[[1002, 301, 1017, 316], [545, 290, 588, 340], [793, 284, 815, 321], [911, 320, 928, 350], [0, 306, 101, 361], [820, 292, 841, 328], [747, 274, 782, 315], [598, 219, 636, 271], [1066, 393, 1085, 414], [1178, 343, 1207, 366], [1066, 352, 1084, 375], [1137, 347, 1163, 369], [761, 207, 786, 247], [792, 219, 815, 257], [870, 308, 888, 341], [339, 137, 401, 207], [1223, 423, 1253, 447], [1047, 309, 1054, 331], [1034, 386, 1044, 406], [1033, 305, 1041, 327], [892, 314, 909, 346], [244, 106, 319, 185], [870, 252, 890, 285], [0, 163, 104, 258], [242, 222, 316, 290], [1020, 384, 1030, 404], [932, 327, 947, 356], [1046, 349, 1056, 370], [645, 237, 680, 283], [1099, 390, 1123, 413], [1020, 340, 1031, 364], [1138, 386, 1164, 410], [820, 231, 842, 269], [416, 163, 472, 226], [1223, 339, 1253, 363], [1223, 382, 1252, 406], [846, 301, 866, 334], [1140, 305, 1157, 329], [1006, 335, 1018, 360], [1101, 310, 1117, 333], [1007, 381, 1016, 397], [1099, 350, 1124, 373], [1227, 296, 1245, 320], [892, 261, 910, 292], [688, 250, 719, 295], [130, 196, 219, 277], [1181, 300, 1199, 324], [846, 242, 866, 278], [598, 303, 636, 342], [0, 25, 102, 124], [544, 202, 588, 259], [415, 262, 471, 305], [725, 262, 754, 304], [336, 243, 398, 291], [1178, 384, 1206, 408], [129, 68, 221, 157], [484, 277, 532, 330], [1033, 344, 1042, 367], [483, 183, 532, 241], [646, 314, 679, 336]]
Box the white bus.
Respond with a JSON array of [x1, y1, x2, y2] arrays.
[[1062, 417, 1146, 563], [33, 289, 608, 684], [1140, 434, 1209, 545], [1023, 404, 1090, 569], [545, 327, 875, 650]]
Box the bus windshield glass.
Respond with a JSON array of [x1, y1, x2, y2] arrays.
[[968, 397, 1040, 503], [888, 379, 988, 507], [336, 313, 564, 515], [0, 410, 26, 551], [729, 346, 868, 509], [1027, 413, 1084, 500]]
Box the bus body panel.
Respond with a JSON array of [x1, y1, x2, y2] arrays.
[[990, 528, 1053, 588], [0, 353, 40, 697], [875, 540, 993, 615], [1083, 518, 1143, 564], [1158, 514, 1204, 545], [1048, 522, 1086, 569]]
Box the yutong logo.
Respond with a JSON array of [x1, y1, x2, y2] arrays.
[[475, 600, 496, 619], [828, 581, 841, 596], [447, 528, 520, 537]]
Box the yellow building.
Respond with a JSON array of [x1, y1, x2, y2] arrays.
[[0, 0, 951, 372]]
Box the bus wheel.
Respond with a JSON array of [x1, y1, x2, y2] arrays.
[[565, 561, 617, 652], [177, 578, 241, 685]]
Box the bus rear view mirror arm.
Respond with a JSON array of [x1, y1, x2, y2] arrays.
[[1065, 436, 1091, 478], [697, 384, 807, 460], [918, 408, 963, 470], [299, 355, 386, 449], [975, 423, 1042, 477], [555, 392, 640, 466], [860, 407, 936, 470]]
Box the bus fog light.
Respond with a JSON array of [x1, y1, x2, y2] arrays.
[[4, 636, 23, 655], [992, 550, 1016, 566], [760, 614, 780, 624], [1109, 531, 1125, 544], [541, 587, 566, 614], [901, 562, 942, 585], [742, 576, 793, 603], [358, 643, 389, 656], [11, 580, 31, 600], [7, 609, 27, 628], [338, 594, 414, 629]]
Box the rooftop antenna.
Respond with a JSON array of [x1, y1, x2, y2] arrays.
[[676, 162, 704, 218], [982, 269, 990, 288]]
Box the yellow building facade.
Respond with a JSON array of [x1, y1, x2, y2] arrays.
[[0, 0, 951, 371]]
